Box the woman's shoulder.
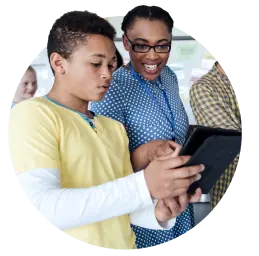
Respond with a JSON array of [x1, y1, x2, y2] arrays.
[[110, 66, 139, 95], [112, 66, 136, 83], [161, 65, 177, 78]]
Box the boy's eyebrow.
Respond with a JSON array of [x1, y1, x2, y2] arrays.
[[91, 54, 106, 58], [91, 54, 117, 60]]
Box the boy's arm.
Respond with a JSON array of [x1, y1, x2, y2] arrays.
[[9, 102, 153, 230]]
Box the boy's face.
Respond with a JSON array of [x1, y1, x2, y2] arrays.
[[63, 34, 116, 102], [14, 70, 38, 102]]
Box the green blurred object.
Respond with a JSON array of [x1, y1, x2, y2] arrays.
[[176, 44, 198, 61]]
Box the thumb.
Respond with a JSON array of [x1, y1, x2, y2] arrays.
[[167, 140, 182, 156], [189, 188, 202, 203]]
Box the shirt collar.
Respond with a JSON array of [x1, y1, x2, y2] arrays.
[[130, 67, 165, 90], [211, 62, 230, 85], [44, 96, 96, 119]]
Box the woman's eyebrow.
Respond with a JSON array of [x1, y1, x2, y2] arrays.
[[134, 38, 170, 43]]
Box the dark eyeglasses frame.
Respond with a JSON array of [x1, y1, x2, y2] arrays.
[[124, 34, 172, 53]]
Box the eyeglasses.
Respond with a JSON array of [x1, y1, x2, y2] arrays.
[[125, 35, 171, 53]]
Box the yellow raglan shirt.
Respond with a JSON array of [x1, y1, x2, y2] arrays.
[[9, 97, 136, 249]]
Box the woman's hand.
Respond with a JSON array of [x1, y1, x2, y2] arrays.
[[131, 140, 181, 171], [148, 140, 182, 161]]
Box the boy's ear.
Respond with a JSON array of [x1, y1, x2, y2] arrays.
[[50, 52, 66, 74]]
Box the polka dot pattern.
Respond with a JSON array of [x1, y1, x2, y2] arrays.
[[91, 66, 194, 248]]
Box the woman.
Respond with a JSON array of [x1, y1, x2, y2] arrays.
[[91, 5, 195, 248], [9, 10, 203, 249], [12, 65, 38, 108]]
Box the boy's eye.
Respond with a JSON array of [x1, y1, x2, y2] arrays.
[[92, 63, 101, 67], [108, 64, 114, 70]]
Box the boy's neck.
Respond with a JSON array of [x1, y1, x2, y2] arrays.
[[47, 84, 91, 118]]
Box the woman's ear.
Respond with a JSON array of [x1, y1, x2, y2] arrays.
[[122, 34, 130, 52]]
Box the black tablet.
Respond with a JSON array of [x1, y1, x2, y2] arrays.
[[180, 126, 242, 194], [180, 126, 241, 156]]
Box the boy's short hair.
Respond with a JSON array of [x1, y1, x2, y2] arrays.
[[47, 11, 116, 73]]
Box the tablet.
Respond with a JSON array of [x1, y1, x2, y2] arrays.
[[180, 126, 241, 156], [180, 126, 242, 194]]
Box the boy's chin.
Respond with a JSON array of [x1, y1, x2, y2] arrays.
[[90, 93, 106, 102]]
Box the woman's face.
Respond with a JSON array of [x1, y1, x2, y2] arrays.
[[123, 18, 172, 81]]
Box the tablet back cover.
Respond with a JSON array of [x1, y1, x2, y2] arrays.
[[186, 135, 241, 194]]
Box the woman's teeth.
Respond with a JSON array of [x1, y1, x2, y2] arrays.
[[144, 64, 158, 70]]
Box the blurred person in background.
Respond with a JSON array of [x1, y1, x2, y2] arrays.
[[190, 61, 241, 209], [8, 65, 38, 110]]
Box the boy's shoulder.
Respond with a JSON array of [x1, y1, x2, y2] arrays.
[[10, 96, 60, 121], [97, 114, 125, 132]]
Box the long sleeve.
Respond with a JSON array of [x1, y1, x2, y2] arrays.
[[17, 168, 155, 230]]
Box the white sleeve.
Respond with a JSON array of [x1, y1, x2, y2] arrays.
[[17, 168, 175, 231], [17, 168, 151, 230], [130, 199, 176, 230]]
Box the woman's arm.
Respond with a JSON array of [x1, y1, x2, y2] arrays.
[[130, 140, 182, 171]]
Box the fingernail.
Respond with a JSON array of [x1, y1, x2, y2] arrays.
[[200, 164, 205, 171], [195, 174, 201, 181]]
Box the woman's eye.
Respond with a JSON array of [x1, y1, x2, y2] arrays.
[[136, 45, 149, 49], [157, 45, 167, 49]]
